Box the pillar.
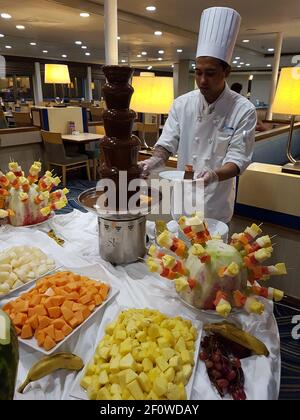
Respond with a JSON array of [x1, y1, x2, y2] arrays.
[[33, 62, 43, 105], [104, 0, 118, 65], [267, 32, 283, 120], [86, 66, 93, 101], [173, 60, 193, 98]]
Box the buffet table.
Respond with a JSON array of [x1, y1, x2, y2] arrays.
[[0, 210, 281, 400]]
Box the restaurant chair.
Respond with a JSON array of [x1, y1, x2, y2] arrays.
[[85, 126, 106, 180], [90, 106, 104, 122], [0, 110, 8, 129], [41, 130, 91, 186], [12, 111, 33, 127]]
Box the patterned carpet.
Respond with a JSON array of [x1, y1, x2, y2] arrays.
[[60, 179, 300, 400]]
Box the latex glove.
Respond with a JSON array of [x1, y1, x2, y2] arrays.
[[138, 156, 165, 179], [197, 168, 219, 186]]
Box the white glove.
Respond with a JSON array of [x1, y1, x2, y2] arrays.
[[138, 156, 165, 179], [197, 167, 219, 186]]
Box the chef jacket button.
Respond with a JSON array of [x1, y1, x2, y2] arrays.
[[195, 137, 199, 141]]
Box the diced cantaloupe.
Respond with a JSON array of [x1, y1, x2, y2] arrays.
[[61, 307, 74, 323], [94, 295, 103, 306], [62, 324, 73, 336], [14, 300, 29, 313], [29, 295, 42, 307], [44, 335, 56, 351], [47, 306, 62, 319], [35, 330, 46, 347], [13, 312, 27, 327], [28, 314, 39, 330], [44, 324, 56, 340], [21, 323, 34, 339], [52, 318, 66, 330], [79, 294, 93, 305], [32, 305, 47, 316], [54, 329, 65, 342], [82, 307, 91, 320], [69, 317, 81, 329], [38, 315, 52, 330]]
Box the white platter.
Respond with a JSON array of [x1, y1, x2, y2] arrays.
[[70, 312, 202, 401], [2, 271, 119, 355]]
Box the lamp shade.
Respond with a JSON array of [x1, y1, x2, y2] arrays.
[[272, 67, 300, 115], [131, 76, 174, 114], [45, 64, 71, 84]]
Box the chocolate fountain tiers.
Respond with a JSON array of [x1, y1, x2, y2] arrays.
[[99, 66, 141, 209]]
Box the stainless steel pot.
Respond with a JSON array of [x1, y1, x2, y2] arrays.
[[98, 215, 146, 265]]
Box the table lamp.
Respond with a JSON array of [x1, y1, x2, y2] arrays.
[[272, 67, 300, 175], [131, 75, 174, 148], [44, 64, 71, 103]]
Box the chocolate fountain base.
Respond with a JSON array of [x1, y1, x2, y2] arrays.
[[98, 215, 146, 265]]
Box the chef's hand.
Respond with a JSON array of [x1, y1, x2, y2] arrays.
[[138, 156, 165, 179], [197, 168, 219, 186]]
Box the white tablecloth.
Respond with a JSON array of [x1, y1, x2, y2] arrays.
[[0, 211, 281, 400]]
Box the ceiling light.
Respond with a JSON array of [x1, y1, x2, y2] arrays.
[[232, 61, 238, 64], [16, 25, 25, 30], [137, 54, 142, 58], [267, 64, 272, 67], [1, 13, 12, 19], [268, 48, 275, 52], [158, 57, 163, 61], [177, 49, 183, 53], [235, 57, 240, 60], [171, 65, 174, 68], [237, 65, 241, 68], [146, 6, 156, 12], [30, 42, 37, 46], [42, 50, 48, 53], [154, 31, 162, 36], [75, 41, 82, 45], [0, 34, 4, 38], [80, 12, 90, 17], [147, 66, 153, 70], [242, 39, 250, 43], [62, 54, 67, 58], [5, 45, 12, 49], [240, 62, 244, 65], [141, 52, 147, 56], [158, 50, 165, 54], [121, 60, 126, 63], [82, 46, 87, 49], [246, 63, 251, 67], [117, 36, 121, 40], [85, 52, 91, 56]]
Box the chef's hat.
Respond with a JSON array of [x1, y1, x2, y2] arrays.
[[196, 7, 241, 65]]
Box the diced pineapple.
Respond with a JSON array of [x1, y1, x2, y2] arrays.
[[110, 343, 119, 357], [166, 383, 181, 400], [169, 355, 182, 370], [161, 347, 176, 361], [181, 349, 192, 364], [136, 363, 143, 373], [182, 364, 192, 385], [136, 331, 147, 342], [147, 390, 160, 400], [115, 329, 127, 341], [186, 340, 194, 350], [178, 383, 187, 400], [121, 388, 131, 400], [153, 375, 168, 397], [138, 372, 151, 393], [98, 346, 110, 360], [110, 355, 121, 373], [110, 383, 121, 395], [105, 321, 117, 335], [175, 337, 186, 352], [157, 337, 169, 348], [120, 338, 132, 355], [127, 379, 144, 400], [148, 367, 161, 383], [125, 369, 138, 384], [142, 357, 153, 372], [120, 353, 136, 370], [148, 323, 160, 338], [80, 375, 92, 390], [99, 370, 109, 385], [164, 367, 175, 382], [156, 356, 169, 372], [111, 393, 122, 400], [85, 363, 96, 375], [97, 387, 111, 400]]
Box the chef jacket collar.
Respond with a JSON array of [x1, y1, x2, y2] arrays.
[[200, 83, 230, 116]]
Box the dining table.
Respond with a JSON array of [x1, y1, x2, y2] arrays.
[[62, 133, 104, 144]]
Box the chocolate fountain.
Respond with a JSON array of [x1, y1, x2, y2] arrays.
[[78, 66, 161, 265]]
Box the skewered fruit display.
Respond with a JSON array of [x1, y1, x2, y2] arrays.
[[0, 310, 19, 400], [0, 246, 55, 295], [80, 309, 198, 400], [18, 353, 83, 394], [0, 161, 69, 226], [146, 213, 286, 317], [2, 272, 110, 351]]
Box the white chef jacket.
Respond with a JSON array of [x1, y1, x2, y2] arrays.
[[156, 83, 257, 223]]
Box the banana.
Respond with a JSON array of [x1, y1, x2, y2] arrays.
[[17, 353, 84, 394], [204, 322, 269, 357]]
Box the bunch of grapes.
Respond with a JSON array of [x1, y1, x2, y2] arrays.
[[200, 334, 247, 400]]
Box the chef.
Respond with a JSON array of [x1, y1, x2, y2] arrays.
[[139, 7, 257, 223]]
